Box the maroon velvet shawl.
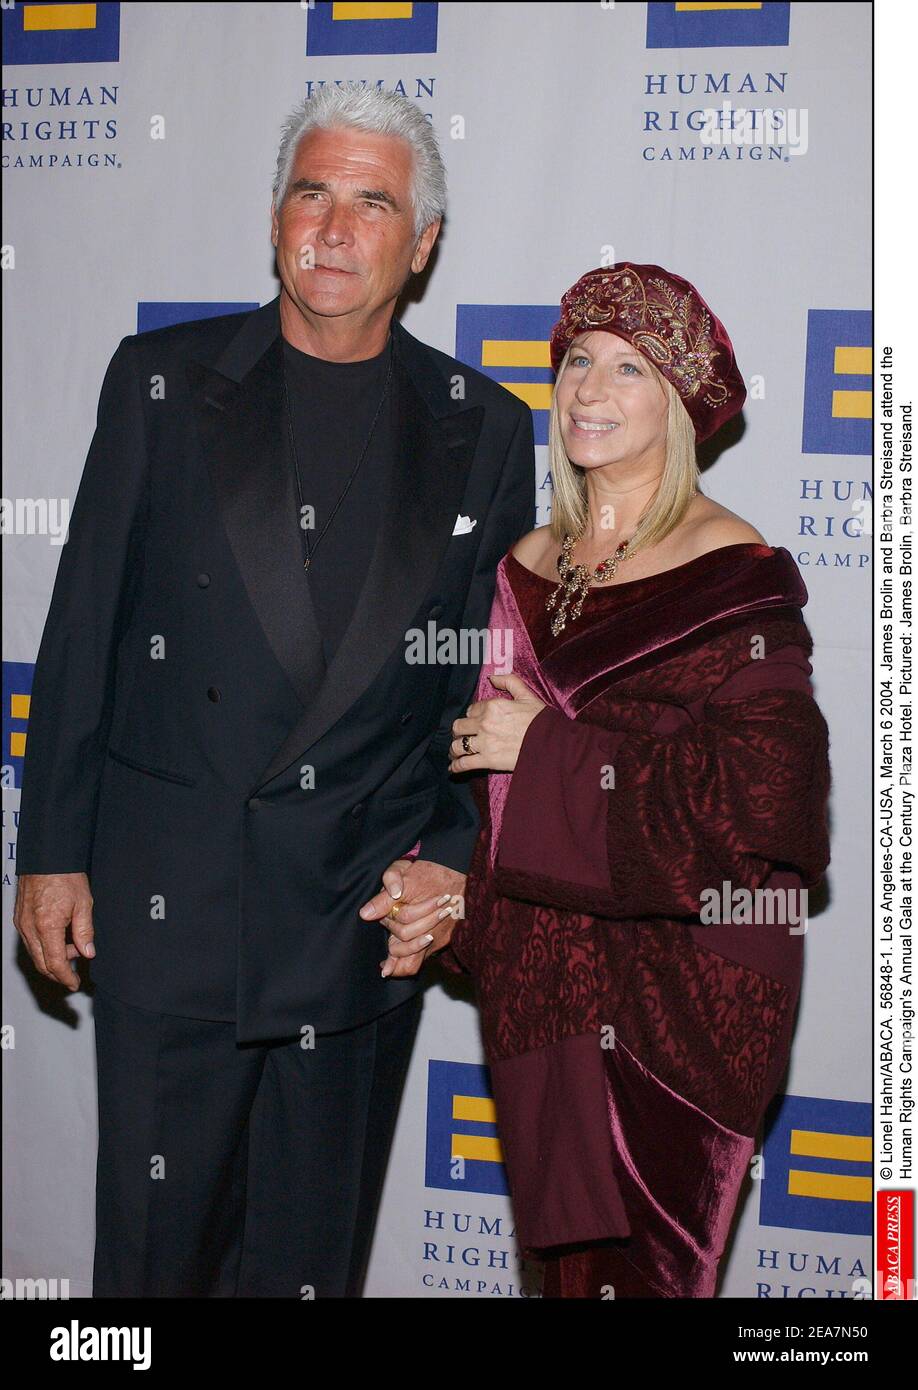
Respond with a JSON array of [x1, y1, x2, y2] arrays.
[[446, 543, 832, 1287]]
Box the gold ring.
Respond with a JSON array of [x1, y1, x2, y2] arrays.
[[388, 899, 402, 918]]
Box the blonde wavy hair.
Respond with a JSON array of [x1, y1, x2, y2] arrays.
[[547, 339, 700, 552]]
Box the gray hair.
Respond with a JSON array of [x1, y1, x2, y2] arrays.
[[272, 84, 447, 241]]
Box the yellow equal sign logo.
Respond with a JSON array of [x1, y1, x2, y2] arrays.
[[787, 1127, 872, 1203], [451, 1093, 504, 1164], [481, 338, 553, 412], [23, 3, 97, 31], [332, 2, 414, 18], [832, 345, 872, 419], [676, 3, 763, 11], [9, 691, 31, 759]]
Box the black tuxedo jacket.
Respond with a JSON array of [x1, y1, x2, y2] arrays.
[[16, 296, 535, 1040]]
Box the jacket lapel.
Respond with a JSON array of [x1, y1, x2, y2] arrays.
[[187, 295, 484, 792], [187, 311, 327, 719]]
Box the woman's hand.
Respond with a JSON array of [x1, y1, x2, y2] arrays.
[[449, 673, 546, 773], [359, 857, 466, 978]]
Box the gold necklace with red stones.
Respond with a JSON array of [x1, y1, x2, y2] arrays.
[[545, 532, 633, 635]]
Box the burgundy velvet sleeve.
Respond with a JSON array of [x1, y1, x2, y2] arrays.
[[436, 943, 467, 975], [493, 646, 831, 920]]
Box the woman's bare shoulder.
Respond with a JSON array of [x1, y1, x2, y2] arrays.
[[681, 496, 767, 559], [510, 525, 554, 566]]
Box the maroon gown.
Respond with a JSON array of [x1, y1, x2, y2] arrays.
[[443, 542, 832, 1299]]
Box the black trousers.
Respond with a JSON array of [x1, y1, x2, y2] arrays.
[[91, 983, 423, 1297]]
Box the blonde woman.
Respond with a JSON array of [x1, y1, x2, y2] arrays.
[[376, 263, 831, 1299]]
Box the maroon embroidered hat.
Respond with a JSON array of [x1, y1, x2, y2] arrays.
[[549, 262, 746, 442]]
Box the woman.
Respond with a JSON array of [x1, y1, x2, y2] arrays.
[[389, 263, 831, 1297]]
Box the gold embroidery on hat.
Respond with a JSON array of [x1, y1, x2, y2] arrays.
[[565, 268, 733, 410]]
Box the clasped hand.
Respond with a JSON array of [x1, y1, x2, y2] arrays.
[[359, 857, 466, 977], [358, 674, 545, 978]]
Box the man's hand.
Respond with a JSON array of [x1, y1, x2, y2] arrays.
[[359, 858, 466, 978], [13, 873, 96, 992]]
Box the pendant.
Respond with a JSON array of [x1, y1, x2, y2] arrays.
[[545, 533, 632, 634], [303, 556, 311, 571]]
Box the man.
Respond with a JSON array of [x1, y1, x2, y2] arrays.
[[13, 84, 535, 1297]]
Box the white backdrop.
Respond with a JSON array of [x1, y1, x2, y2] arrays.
[[2, 1, 871, 1298]]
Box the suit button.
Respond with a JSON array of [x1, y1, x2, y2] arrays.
[[351, 803, 365, 818], [400, 711, 413, 724], [247, 797, 262, 810], [207, 686, 221, 702], [428, 604, 443, 619], [197, 572, 211, 588]]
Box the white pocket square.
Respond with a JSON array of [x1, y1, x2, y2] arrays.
[[452, 514, 477, 536]]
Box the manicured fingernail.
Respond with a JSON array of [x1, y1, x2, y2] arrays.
[[437, 906, 453, 920], [422, 934, 434, 944], [391, 887, 402, 899], [437, 894, 451, 906]]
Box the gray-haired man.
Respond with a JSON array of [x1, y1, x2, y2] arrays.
[[14, 84, 535, 1296]]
